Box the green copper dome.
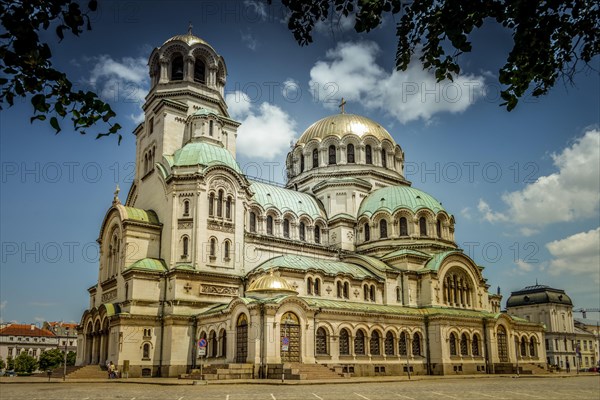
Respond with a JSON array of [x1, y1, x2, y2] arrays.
[[170, 142, 241, 173], [358, 185, 446, 217]]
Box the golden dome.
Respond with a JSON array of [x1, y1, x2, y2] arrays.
[[246, 270, 298, 295], [297, 113, 395, 145], [163, 31, 210, 47]]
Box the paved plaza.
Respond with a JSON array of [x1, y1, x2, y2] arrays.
[[1, 376, 599, 400]]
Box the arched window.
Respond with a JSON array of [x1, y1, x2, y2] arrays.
[[316, 327, 328, 355], [236, 314, 248, 363], [365, 145, 372, 164], [339, 329, 350, 355], [347, 144, 355, 163], [249, 212, 256, 233], [343, 282, 349, 299], [398, 332, 407, 356], [449, 333, 457, 356], [210, 238, 216, 257], [370, 285, 375, 302], [336, 281, 342, 298], [399, 217, 408, 236], [307, 277, 313, 295], [143, 343, 150, 359], [412, 333, 421, 356], [223, 240, 230, 260], [328, 145, 336, 165], [300, 154, 305, 172], [381, 149, 387, 168], [194, 59, 205, 83], [225, 196, 232, 219], [529, 337, 536, 357], [472, 335, 480, 356], [208, 193, 214, 216], [182, 236, 189, 257], [171, 56, 183, 80], [314, 278, 321, 295], [380, 220, 388, 238], [283, 219, 290, 238], [299, 222, 306, 241], [370, 331, 381, 355], [436, 219, 442, 238], [520, 336, 527, 357], [364, 223, 370, 241], [217, 190, 223, 217], [183, 200, 190, 216], [419, 217, 427, 236], [355, 330, 365, 355], [266, 216, 273, 235], [385, 332, 394, 356], [312, 149, 318, 168], [209, 120, 214, 136], [314, 225, 321, 244], [460, 333, 469, 356], [396, 286, 401, 302], [363, 284, 369, 301]]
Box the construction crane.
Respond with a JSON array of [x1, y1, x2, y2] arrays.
[[573, 308, 600, 319]]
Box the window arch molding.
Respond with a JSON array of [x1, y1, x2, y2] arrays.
[[393, 209, 414, 236], [441, 264, 477, 308]]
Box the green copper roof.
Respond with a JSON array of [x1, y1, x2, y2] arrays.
[[170, 142, 241, 173], [300, 297, 424, 315], [249, 254, 379, 280], [422, 250, 463, 271], [358, 185, 447, 217], [250, 181, 326, 219], [123, 258, 167, 273], [341, 254, 393, 276], [123, 206, 160, 225], [382, 249, 432, 261], [173, 264, 195, 271]]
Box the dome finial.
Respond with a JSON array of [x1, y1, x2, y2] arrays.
[[338, 97, 347, 114], [187, 21, 193, 35]]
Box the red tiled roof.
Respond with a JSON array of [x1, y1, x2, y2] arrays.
[[0, 324, 56, 337]]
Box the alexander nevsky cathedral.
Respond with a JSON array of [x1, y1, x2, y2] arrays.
[[76, 31, 547, 378]]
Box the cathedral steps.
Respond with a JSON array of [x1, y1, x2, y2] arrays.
[[66, 365, 109, 379], [519, 363, 550, 375], [184, 363, 254, 380], [267, 363, 345, 380]]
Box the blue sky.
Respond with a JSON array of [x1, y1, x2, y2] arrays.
[[1, 0, 599, 324]]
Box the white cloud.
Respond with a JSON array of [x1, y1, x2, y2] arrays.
[[309, 41, 486, 124], [241, 31, 259, 51], [85, 55, 149, 123], [226, 91, 297, 160], [0, 300, 6, 310], [515, 259, 535, 273], [243, 0, 267, 20], [480, 130, 600, 226], [33, 316, 46, 323], [460, 207, 472, 220], [477, 199, 507, 223], [546, 227, 600, 284], [519, 227, 540, 237]]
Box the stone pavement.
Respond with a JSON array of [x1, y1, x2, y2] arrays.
[[0, 373, 599, 400]]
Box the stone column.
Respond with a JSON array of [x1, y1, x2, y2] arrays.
[[159, 57, 169, 83]]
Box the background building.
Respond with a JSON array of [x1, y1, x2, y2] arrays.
[[0, 323, 58, 364], [43, 322, 78, 355]]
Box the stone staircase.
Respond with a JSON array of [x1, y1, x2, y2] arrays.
[[520, 363, 550, 375], [182, 363, 254, 380], [267, 363, 345, 380], [66, 365, 109, 379]]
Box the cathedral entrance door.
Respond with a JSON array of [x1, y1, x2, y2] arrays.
[[280, 312, 300, 362], [236, 314, 248, 363], [497, 325, 509, 362]]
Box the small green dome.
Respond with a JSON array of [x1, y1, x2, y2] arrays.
[[358, 185, 446, 217], [170, 142, 241, 173]]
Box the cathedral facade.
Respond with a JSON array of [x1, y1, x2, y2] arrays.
[[76, 32, 546, 378]]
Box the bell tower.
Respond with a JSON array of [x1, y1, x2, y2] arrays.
[[134, 26, 239, 184]]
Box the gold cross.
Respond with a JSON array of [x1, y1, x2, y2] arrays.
[[339, 97, 346, 114], [188, 22, 193, 35]]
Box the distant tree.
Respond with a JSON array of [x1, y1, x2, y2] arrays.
[[14, 352, 38, 374], [6, 356, 14, 371], [277, 0, 600, 110], [0, 355, 5, 370], [38, 348, 64, 371], [0, 0, 122, 141], [66, 351, 76, 366]]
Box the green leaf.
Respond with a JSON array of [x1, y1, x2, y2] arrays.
[[50, 117, 61, 133]]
